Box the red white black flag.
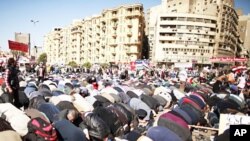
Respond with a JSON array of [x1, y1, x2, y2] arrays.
[[8, 40, 28, 52]]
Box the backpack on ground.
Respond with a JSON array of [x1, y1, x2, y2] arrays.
[[26, 117, 57, 141]]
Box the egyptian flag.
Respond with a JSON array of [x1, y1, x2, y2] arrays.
[[8, 40, 28, 52]]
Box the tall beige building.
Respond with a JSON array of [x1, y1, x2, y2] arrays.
[[15, 32, 30, 55], [44, 28, 62, 65], [238, 13, 250, 64], [238, 14, 250, 52], [44, 4, 145, 65], [148, 0, 241, 64]]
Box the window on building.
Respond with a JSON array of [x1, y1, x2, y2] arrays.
[[196, 18, 203, 22], [187, 25, 193, 30], [178, 17, 185, 21], [171, 9, 177, 12]]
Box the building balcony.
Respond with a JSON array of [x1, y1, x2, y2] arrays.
[[160, 21, 216, 28], [112, 25, 117, 29], [125, 11, 141, 18], [54, 35, 60, 40], [102, 26, 106, 31], [101, 44, 105, 48], [207, 31, 216, 35], [112, 33, 117, 38], [111, 16, 118, 21], [159, 36, 179, 41], [197, 38, 215, 43], [71, 29, 82, 34], [127, 22, 132, 28], [127, 32, 132, 37], [125, 40, 140, 45], [159, 28, 176, 33], [110, 42, 117, 47], [218, 47, 235, 54], [126, 50, 139, 54], [110, 49, 116, 55]]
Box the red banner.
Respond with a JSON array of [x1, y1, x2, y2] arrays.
[[210, 57, 248, 62], [8, 40, 28, 52]]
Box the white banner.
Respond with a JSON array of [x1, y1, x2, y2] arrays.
[[219, 114, 250, 135], [174, 62, 192, 68]]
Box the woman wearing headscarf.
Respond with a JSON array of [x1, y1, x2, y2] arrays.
[[0, 130, 22, 141], [147, 126, 182, 141], [54, 119, 88, 141], [81, 112, 110, 141], [0, 103, 30, 136]]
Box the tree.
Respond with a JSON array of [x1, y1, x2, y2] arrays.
[[100, 63, 109, 69], [68, 61, 78, 68], [37, 53, 47, 64], [82, 62, 92, 69], [11, 51, 25, 60]]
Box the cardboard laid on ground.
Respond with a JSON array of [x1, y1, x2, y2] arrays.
[[219, 114, 250, 134]]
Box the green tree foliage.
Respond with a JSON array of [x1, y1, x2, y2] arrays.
[[37, 53, 47, 63], [11, 51, 25, 60], [82, 62, 92, 69], [68, 61, 78, 68], [100, 63, 109, 69]]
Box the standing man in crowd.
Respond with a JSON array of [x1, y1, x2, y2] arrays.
[[4, 58, 20, 108], [37, 63, 46, 83]]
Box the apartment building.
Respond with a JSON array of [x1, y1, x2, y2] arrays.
[[148, 0, 241, 64], [15, 32, 30, 55], [238, 13, 250, 52], [155, 13, 217, 63], [44, 28, 62, 65], [44, 4, 145, 65], [238, 13, 250, 64]]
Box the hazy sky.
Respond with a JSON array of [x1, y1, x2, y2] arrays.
[[0, 0, 250, 51]]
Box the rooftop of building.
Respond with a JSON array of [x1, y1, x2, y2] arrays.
[[102, 3, 143, 12]]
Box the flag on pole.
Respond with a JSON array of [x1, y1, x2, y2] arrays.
[[8, 40, 28, 52]]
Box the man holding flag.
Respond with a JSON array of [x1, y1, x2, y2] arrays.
[[3, 40, 28, 108]]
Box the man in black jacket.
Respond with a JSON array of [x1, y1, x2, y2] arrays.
[[4, 58, 20, 108]]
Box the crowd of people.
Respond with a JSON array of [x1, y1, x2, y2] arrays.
[[0, 57, 250, 141]]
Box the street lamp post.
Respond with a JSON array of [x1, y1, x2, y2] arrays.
[[30, 20, 39, 57], [30, 20, 39, 26]]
